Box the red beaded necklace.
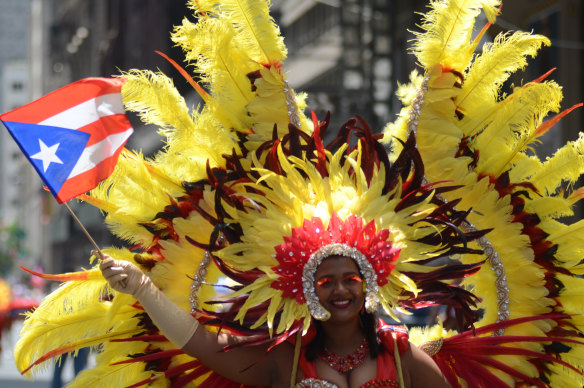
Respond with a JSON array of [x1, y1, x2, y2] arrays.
[[319, 337, 370, 373]]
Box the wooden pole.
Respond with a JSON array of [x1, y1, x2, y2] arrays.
[[62, 201, 127, 286], [290, 330, 302, 387], [63, 201, 105, 259]]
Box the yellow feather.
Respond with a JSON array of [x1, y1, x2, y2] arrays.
[[121, 70, 236, 174], [506, 152, 542, 182], [120, 70, 195, 136], [172, 18, 255, 128], [557, 275, 584, 313], [546, 219, 584, 263], [458, 31, 550, 114], [411, 0, 500, 70], [194, 0, 286, 65], [532, 132, 584, 195], [90, 152, 182, 245], [175, 1, 309, 146], [69, 321, 163, 388], [72, 361, 155, 388], [15, 279, 139, 375], [524, 196, 575, 219], [408, 322, 451, 347], [473, 81, 562, 176]]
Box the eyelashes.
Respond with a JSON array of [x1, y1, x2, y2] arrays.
[[316, 274, 363, 287], [316, 277, 333, 287], [345, 274, 363, 283]]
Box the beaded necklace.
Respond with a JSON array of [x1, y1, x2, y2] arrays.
[[319, 337, 370, 373]]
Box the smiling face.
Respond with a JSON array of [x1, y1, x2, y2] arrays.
[[314, 255, 366, 324]]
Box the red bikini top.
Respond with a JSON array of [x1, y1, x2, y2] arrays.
[[297, 322, 409, 388]]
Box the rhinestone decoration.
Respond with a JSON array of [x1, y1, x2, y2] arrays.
[[427, 191, 509, 336], [297, 378, 399, 387], [360, 380, 401, 388], [296, 379, 338, 388], [302, 243, 380, 321], [409, 73, 509, 334], [319, 337, 370, 373], [284, 80, 301, 128], [189, 251, 211, 313], [420, 338, 444, 357], [477, 234, 509, 335], [460, 221, 509, 335], [406, 75, 430, 136]]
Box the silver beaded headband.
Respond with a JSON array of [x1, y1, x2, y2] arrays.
[[301, 243, 380, 321]]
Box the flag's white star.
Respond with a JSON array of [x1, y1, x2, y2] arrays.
[[30, 139, 63, 172]]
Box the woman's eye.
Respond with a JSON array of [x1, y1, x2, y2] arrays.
[[316, 278, 333, 287], [344, 275, 363, 284]]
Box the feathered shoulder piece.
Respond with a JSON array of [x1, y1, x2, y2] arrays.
[[387, 0, 584, 386]]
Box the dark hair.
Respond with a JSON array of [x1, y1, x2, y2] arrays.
[[304, 311, 383, 362]]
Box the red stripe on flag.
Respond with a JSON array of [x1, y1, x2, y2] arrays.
[[56, 150, 124, 203], [0, 78, 125, 124], [78, 114, 133, 146]]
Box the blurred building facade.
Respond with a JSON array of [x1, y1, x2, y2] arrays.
[[0, 0, 582, 274], [274, 0, 397, 133], [0, 0, 49, 275]]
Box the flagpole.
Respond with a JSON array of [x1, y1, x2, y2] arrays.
[[62, 201, 128, 287], [62, 201, 105, 260]]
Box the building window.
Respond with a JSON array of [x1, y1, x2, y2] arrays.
[[527, 6, 559, 81], [12, 82, 24, 91]]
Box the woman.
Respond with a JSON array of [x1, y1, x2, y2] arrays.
[[100, 253, 451, 388]]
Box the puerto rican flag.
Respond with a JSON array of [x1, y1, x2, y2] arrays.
[[0, 77, 133, 203]]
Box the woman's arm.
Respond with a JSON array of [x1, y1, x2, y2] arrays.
[[401, 343, 452, 388], [100, 256, 293, 387]]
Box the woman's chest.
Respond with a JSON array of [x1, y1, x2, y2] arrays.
[[302, 357, 399, 388]]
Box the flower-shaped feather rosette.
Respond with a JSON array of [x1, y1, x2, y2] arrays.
[[270, 213, 401, 320]]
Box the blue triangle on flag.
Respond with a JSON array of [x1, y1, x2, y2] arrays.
[[3, 121, 90, 196]]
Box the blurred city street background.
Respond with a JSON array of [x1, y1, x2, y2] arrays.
[[1, 321, 52, 387], [1, 321, 94, 387]]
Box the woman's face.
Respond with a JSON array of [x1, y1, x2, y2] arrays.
[[314, 255, 365, 323]]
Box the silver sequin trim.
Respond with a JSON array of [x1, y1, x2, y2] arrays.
[[296, 378, 338, 388], [426, 192, 509, 335], [407, 75, 509, 335], [302, 243, 380, 321], [420, 338, 444, 357], [463, 223, 510, 336], [406, 76, 429, 136], [189, 251, 211, 313], [284, 80, 301, 128]]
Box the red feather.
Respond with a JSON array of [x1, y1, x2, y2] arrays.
[[19, 265, 90, 281]]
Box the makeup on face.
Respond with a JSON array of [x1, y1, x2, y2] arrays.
[[316, 274, 363, 288], [314, 256, 366, 319]]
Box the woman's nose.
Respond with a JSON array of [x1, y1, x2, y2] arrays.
[[332, 280, 349, 294]]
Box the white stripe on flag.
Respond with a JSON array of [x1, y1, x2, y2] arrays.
[[68, 128, 133, 178], [39, 93, 125, 129]]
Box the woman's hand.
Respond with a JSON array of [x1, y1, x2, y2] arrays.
[[99, 254, 148, 297], [98, 252, 199, 349]]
